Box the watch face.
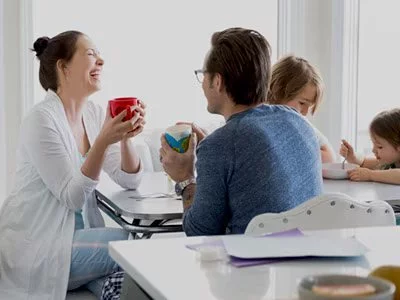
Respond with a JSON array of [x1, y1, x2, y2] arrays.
[[175, 182, 183, 196]]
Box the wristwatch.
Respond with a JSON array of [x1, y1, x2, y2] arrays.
[[175, 177, 196, 196]]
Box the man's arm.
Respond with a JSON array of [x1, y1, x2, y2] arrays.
[[160, 132, 229, 236], [182, 183, 196, 212]]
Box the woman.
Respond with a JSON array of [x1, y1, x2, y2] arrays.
[[0, 30, 145, 299], [267, 55, 336, 163]]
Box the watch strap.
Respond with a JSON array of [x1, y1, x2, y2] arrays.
[[175, 177, 196, 196]]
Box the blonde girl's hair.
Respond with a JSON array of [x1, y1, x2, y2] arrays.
[[267, 55, 324, 115], [370, 108, 400, 148]]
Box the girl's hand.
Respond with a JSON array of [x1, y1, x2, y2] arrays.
[[99, 103, 143, 146], [347, 167, 372, 181], [340, 139, 361, 165]]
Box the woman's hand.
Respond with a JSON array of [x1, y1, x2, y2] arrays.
[[122, 100, 146, 140], [99, 103, 145, 146]]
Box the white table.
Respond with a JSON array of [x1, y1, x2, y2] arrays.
[[96, 172, 183, 238], [110, 226, 400, 300], [324, 180, 400, 213], [97, 172, 400, 238], [324, 179, 400, 201]]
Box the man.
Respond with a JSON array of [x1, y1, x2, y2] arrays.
[[101, 27, 323, 299], [160, 27, 323, 236]]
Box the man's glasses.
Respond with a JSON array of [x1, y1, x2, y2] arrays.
[[194, 69, 206, 83]]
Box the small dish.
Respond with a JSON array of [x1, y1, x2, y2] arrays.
[[322, 163, 359, 180], [298, 274, 395, 300]]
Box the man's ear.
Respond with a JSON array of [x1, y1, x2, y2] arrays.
[[213, 73, 224, 92]]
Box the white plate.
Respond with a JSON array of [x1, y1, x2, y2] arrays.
[[322, 163, 358, 180]]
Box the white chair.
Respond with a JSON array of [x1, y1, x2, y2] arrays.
[[245, 192, 395, 235]]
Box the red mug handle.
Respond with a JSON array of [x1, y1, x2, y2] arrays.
[[125, 105, 133, 120]]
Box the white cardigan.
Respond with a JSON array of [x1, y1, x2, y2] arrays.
[[0, 90, 143, 299]]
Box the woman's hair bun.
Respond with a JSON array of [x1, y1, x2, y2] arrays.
[[33, 36, 50, 57]]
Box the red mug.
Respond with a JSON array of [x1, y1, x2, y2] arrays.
[[109, 97, 138, 121]]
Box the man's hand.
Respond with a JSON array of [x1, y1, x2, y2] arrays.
[[176, 122, 207, 145], [159, 133, 197, 182], [347, 167, 372, 181]]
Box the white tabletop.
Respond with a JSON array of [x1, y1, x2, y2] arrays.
[[324, 179, 400, 202], [96, 172, 183, 220], [110, 226, 400, 300], [97, 172, 400, 220]]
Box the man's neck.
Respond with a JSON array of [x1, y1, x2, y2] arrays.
[[222, 103, 261, 120]]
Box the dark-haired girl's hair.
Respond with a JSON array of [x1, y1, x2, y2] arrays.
[[32, 30, 84, 91], [370, 108, 400, 148]]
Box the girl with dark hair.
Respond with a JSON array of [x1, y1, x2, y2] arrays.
[[0, 31, 146, 299], [340, 108, 400, 183]]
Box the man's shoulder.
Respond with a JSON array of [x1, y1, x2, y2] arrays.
[[231, 105, 302, 124], [199, 124, 232, 148], [228, 105, 306, 132]]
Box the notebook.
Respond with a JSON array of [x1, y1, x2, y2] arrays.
[[222, 235, 369, 259]]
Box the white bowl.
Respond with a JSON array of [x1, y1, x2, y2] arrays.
[[322, 163, 358, 180]]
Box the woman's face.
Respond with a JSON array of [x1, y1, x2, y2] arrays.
[[285, 83, 316, 116], [61, 35, 104, 97]]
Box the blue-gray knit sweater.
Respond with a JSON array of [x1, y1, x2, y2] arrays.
[[183, 105, 323, 236]]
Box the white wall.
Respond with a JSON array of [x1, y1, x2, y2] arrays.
[[32, 0, 278, 130], [0, 0, 6, 204]]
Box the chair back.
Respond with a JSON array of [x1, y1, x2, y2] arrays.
[[245, 192, 395, 235]]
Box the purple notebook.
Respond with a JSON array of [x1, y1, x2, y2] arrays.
[[186, 228, 303, 268]]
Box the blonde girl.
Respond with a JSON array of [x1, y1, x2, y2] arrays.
[[267, 55, 335, 163]]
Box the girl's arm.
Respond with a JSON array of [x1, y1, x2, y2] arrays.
[[320, 144, 335, 163], [340, 139, 379, 168], [370, 169, 400, 184], [348, 167, 400, 184], [360, 157, 380, 169]]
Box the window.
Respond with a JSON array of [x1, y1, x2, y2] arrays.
[[356, 0, 400, 154], [32, 0, 278, 129]]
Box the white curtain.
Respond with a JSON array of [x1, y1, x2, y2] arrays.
[[0, 0, 33, 206]]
